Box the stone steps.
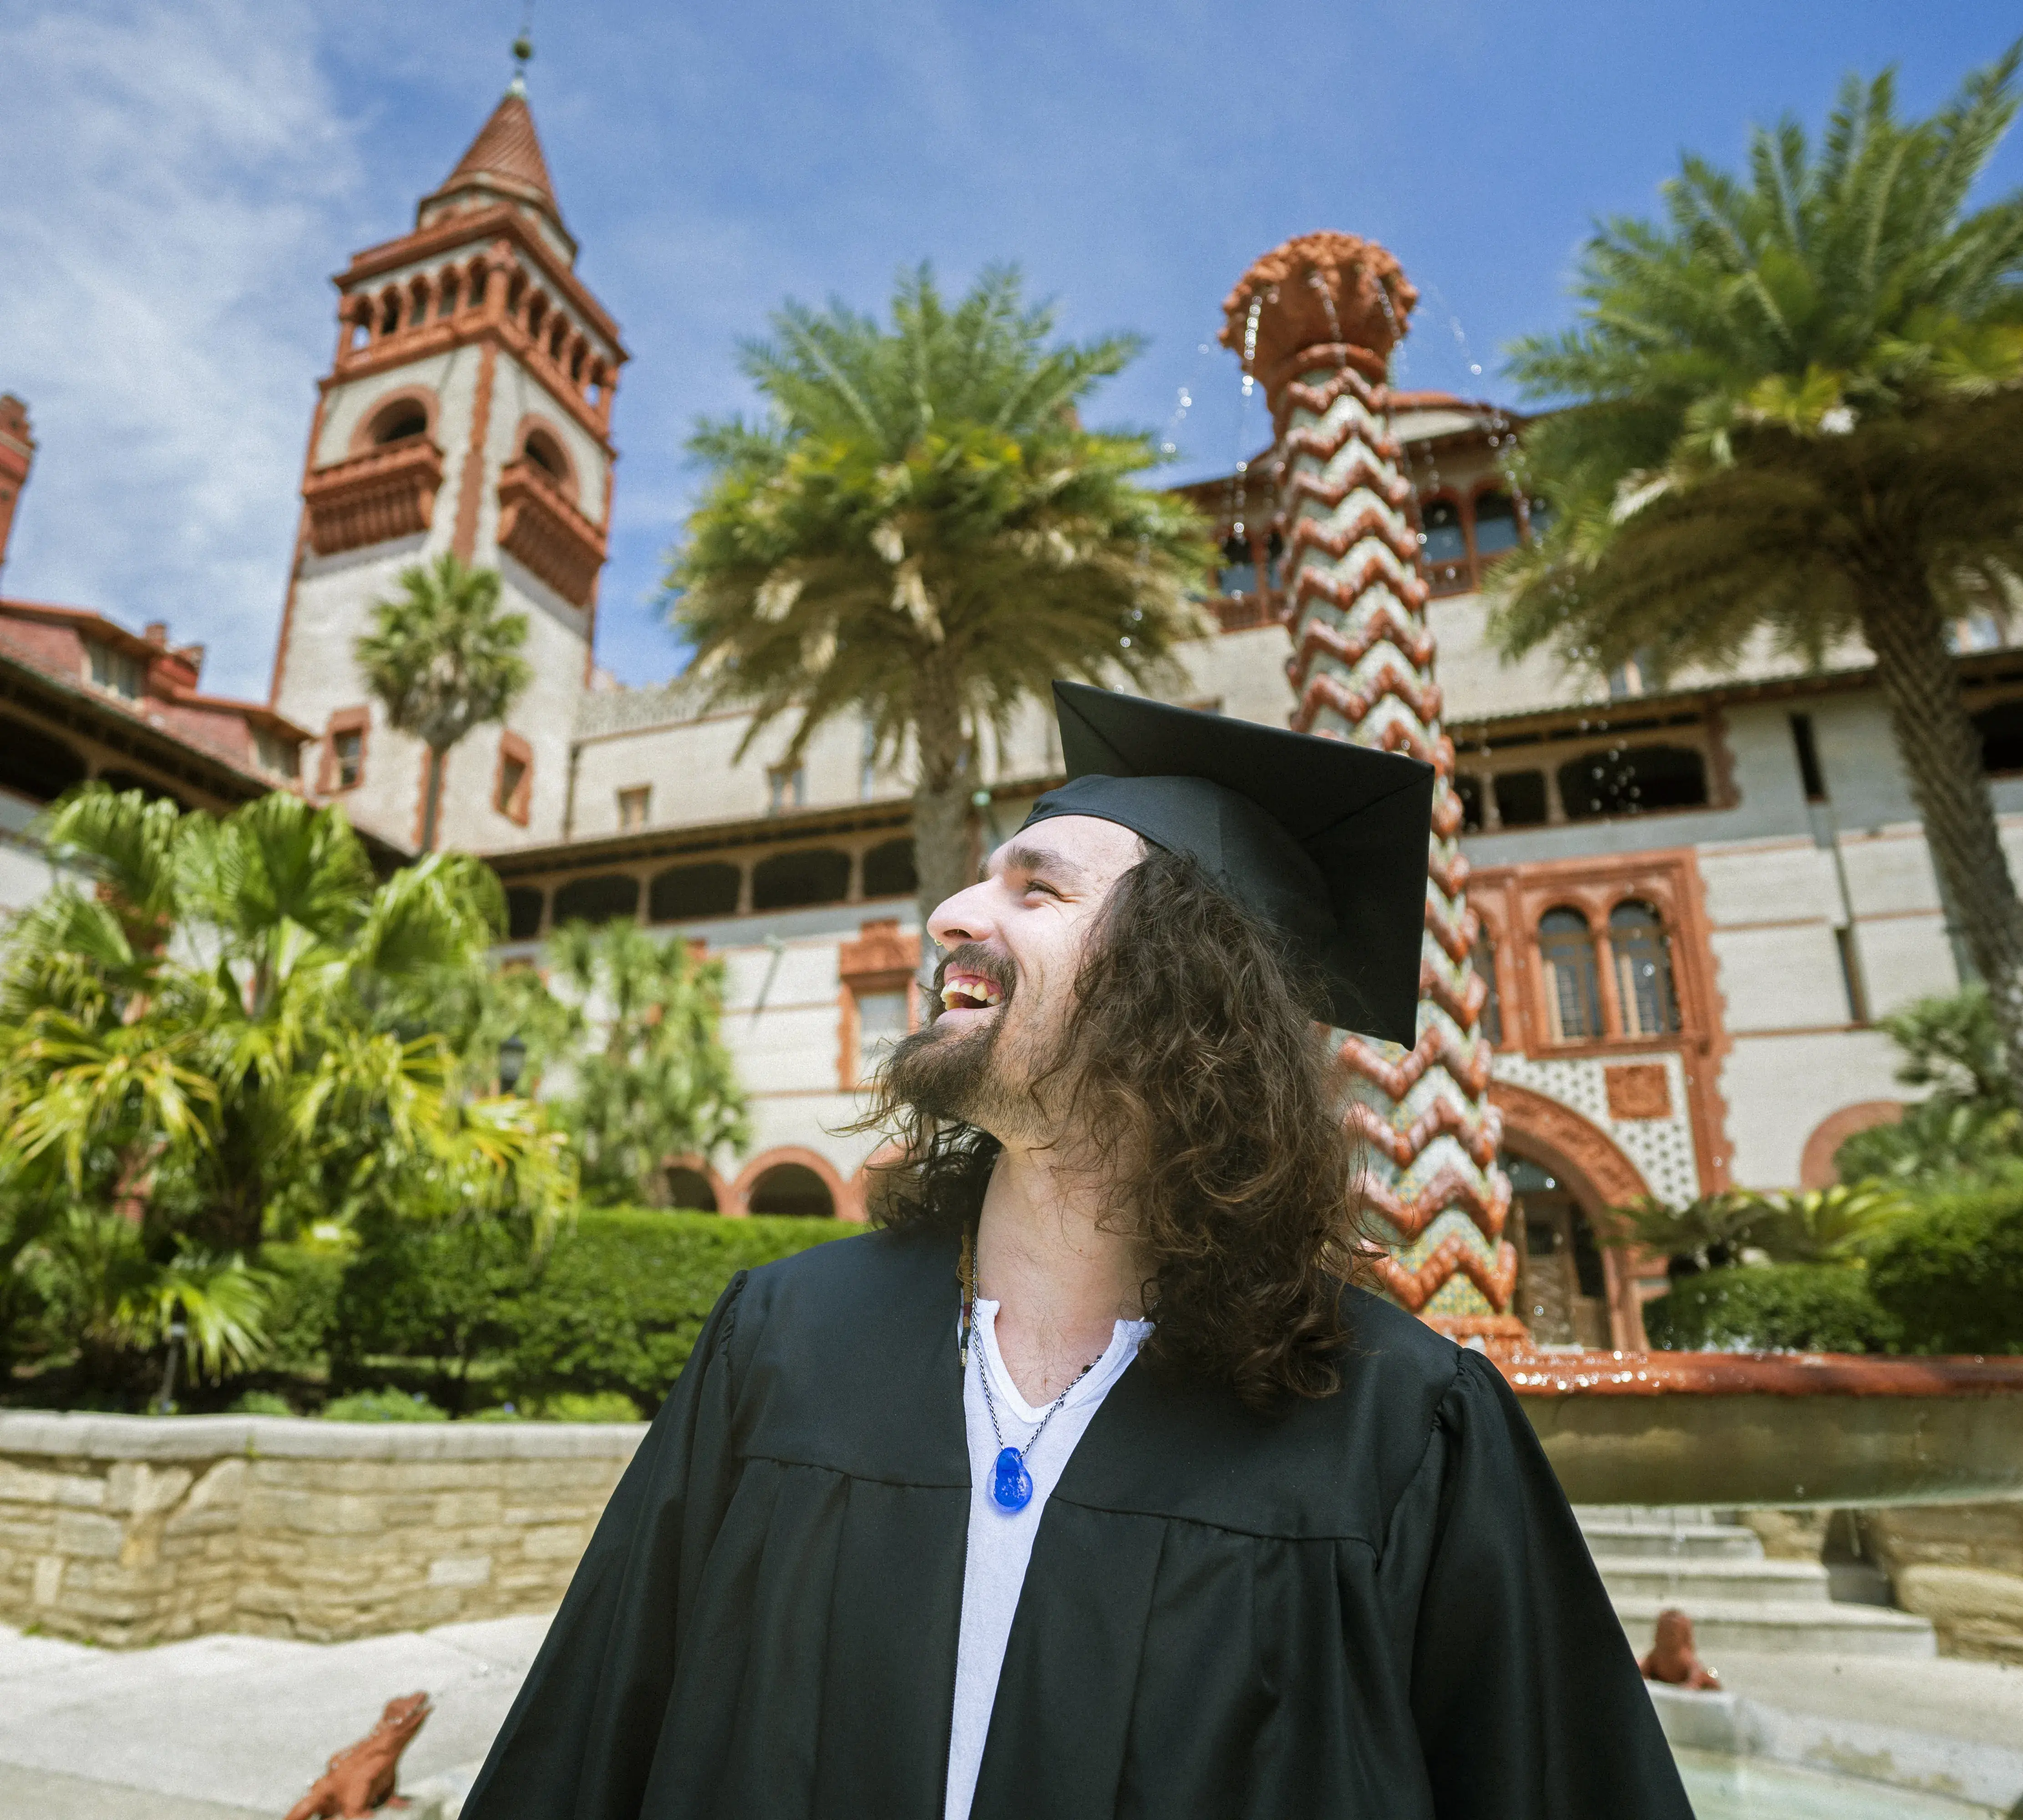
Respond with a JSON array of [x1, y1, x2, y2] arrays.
[[1610, 1593, 1937, 1658], [1577, 1505, 1939, 1660]]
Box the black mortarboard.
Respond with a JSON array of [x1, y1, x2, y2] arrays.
[[1019, 681, 1435, 1044]]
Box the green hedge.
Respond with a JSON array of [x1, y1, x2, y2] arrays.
[[506, 1209, 857, 1413], [1869, 1180, 2023, 1355], [1644, 1264, 1900, 1354], [262, 1208, 857, 1417]]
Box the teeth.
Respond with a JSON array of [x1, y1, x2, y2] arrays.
[[939, 976, 1004, 1011]]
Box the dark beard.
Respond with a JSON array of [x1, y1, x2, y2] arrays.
[[880, 941, 1033, 1130], [880, 1013, 1003, 1124]]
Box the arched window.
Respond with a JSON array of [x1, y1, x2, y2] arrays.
[[522, 428, 570, 488], [436, 271, 460, 318], [0, 716, 88, 803], [1419, 499, 1467, 592], [1471, 928, 1503, 1046], [649, 861, 741, 922], [553, 873, 641, 925], [1609, 900, 1681, 1036], [1217, 531, 1257, 597], [751, 848, 851, 911], [504, 887, 544, 941], [1473, 491, 1520, 560], [526, 293, 548, 338], [1557, 743, 1707, 819], [862, 838, 917, 898], [1538, 907, 1602, 1041], [378, 290, 401, 336], [367, 397, 429, 447], [408, 276, 431, 324]]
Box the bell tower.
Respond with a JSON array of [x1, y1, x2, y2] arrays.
[[270, 49, 626, 851]]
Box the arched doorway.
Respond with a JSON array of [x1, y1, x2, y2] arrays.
[[1502, 1151, 1610, 1348], [664, 1165, 718, 1212], [745, 1162, 836, 1218], [1487, 1081, 1660, 1351]]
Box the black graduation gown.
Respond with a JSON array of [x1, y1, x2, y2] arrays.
[[463, 1225, 1691, 1820]]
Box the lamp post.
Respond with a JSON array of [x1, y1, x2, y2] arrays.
[[498, 1033, 527, 1095], [155, 1315, 188, 1415]]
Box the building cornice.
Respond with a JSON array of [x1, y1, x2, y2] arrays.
[[335, 204, 625, 356]]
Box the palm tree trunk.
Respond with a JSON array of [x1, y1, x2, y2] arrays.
[[420, 746, 446, 851], [1857, 571, 2023, 1114], [911, 674, 972, 993]]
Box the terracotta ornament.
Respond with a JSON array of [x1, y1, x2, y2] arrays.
[[1221, 232, 1516, 1340], [1640, 1608, 1721, 1691], [284, 1691, 433, 1820]]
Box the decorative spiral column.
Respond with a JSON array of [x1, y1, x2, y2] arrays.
[[1221, 232, 1521, 1342]]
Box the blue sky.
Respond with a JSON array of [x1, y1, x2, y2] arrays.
[[1, 0, 2018, 699]]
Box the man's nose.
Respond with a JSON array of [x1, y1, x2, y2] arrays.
[[928, 880, 997, 951]]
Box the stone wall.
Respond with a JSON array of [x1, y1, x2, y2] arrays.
[[1865, 1501, 2023, 1665], [0, 1410, 644, 1647], [1742, 1500, 2023, 1663]]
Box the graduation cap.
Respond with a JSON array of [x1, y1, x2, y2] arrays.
[[1018, 681, 1435, 1044]]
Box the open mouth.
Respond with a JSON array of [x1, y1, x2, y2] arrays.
[[938, 969, 1006, 1014]]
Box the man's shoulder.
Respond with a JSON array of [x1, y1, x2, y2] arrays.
[[742, 1222, 952, 1311]]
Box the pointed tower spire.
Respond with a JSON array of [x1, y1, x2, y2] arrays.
[[416, 29, 569, 253]]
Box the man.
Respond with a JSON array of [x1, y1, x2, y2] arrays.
[[466, 683, 1691, 1820]]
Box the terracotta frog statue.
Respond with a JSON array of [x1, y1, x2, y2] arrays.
[[285, 1691, 433, 1820], [1639, 1608, 1722, 1691]]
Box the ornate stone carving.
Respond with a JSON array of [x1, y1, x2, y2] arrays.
[[497, 456, 607, 607], [1219, 232, 1420, 399], [1605, 1062, 1672, 1120], [302, 440, 444, 556]]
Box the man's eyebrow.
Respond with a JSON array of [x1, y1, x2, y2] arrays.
[[985, 842, 1091, 888]]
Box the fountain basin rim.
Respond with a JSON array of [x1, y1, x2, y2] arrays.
[[1498, 1349, 2023, 1399]]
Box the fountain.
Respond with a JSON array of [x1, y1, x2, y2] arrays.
[[1218, 233, 2023, 1510]]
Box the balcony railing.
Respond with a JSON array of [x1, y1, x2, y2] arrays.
[[496, 459, 607, 608], [302, 440, 444, 556]]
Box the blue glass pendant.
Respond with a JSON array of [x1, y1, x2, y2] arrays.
[[991, 1446, 1033, 1512]]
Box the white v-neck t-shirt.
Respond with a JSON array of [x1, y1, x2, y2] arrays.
[[943, 1300, 1153, 1820]]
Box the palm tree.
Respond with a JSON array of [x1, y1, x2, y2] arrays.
[[1493, 45, 2023, 1104], [355, 552, 533, 851], [666, 265, 1215, 935], [0, 787, 573, 1260], [514, 920, 750, 1206]]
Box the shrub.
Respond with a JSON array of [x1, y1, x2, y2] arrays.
[[506, 1208, 855, 1412], [229, 1390, 295, 1416], [534, 1389, 644, 1423], [322, 1387, 449, 1422], [258, 1243, 348, 1373], [1868, 1178, 2023, 1354], [331, 1215, 530, 1410], [1644, 1264, 1900, 1353]]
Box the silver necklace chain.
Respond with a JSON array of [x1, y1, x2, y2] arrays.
[[966, 1233, 1096, 1471]]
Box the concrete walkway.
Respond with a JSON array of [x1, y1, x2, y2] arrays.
[[5, 1613, 2022, 1817], [0, 1615, 545, 1818]]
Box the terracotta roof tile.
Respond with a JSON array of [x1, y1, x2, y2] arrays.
[[443, 94, 556, 209]]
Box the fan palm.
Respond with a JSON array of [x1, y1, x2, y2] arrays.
[[0, 788, 573, 1260], [355, 552, 533, 851], [1494, 45, 2023, 1102], [666, 265, 1215, 935], [527, 920, 749, 1206]]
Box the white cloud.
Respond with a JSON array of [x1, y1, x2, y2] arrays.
[[0, 0, 364, 700]]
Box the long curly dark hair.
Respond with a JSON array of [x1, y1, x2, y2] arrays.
[[864, 847, 1376, 1408]]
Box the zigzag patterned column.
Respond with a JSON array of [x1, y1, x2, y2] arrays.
[[1221, 233, 1521, 1342]]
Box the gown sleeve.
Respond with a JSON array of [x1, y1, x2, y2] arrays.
[[1394, 1347, 1694, 1820], [460, 1270, 751, 1820]]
